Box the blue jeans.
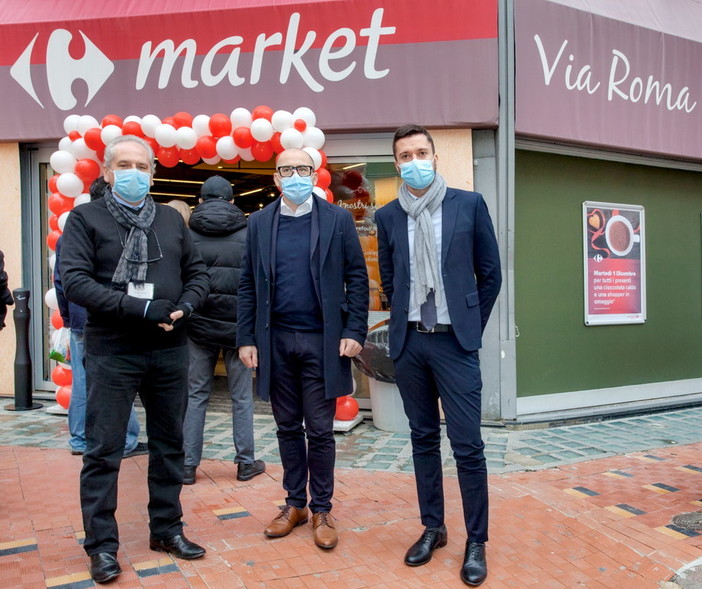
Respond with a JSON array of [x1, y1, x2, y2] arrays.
[[183, 339, 255, 466], [68, 331, 140, 455]]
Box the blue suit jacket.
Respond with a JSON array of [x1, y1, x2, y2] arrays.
[[237, 196, 369, 401], [376, 188, 501, 359]]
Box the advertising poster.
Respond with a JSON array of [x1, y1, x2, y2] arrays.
[[583, 202, 646, 325]]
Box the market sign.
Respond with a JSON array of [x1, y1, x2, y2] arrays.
[[516, 0, 702, 161], [583, 201, 646, 326], [0, 0, 498, 141]]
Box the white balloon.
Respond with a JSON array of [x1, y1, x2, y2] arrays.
[[175, 126, 197, 150], [302, 127, 325, 150], [293, 107, 316, 128], [141, 114, 162, 138], [280, 128, 304, 149], [237, 147, 253, 162], [312, 186, 326, 199], [44, 288, 58, 310], [50, 150, 77, 174], [58, 137, 73, 152], [154, 124, 177, 148], [48, 253, 56, 272], [100, 124, 122, 146], [271, 110, 294, 132], [250, 118, 274, 142], [70, 138, 97, 160], [73, 193, 91, 207], [303, 147, 322, 170], [230, 108, 252, 128], [77, 115, 100, 136], [123, 115, 141, 124], [58, 211, 71, 231], [63, 114, 80, 135], [192, 114, 211, 137], [216, 136, 237, 160], [202, 155, 222, 165], [56, 173, 84, 198]]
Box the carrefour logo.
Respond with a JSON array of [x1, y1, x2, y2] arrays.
[[10, 29, 114, 110]]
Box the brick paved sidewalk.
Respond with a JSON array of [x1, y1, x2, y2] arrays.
[[2, 440, 702, 588]]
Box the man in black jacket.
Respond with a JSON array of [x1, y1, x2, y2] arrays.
[[182, 175, 265, 485], [0, 250, 13, 330], [61, 135, 209, 584]]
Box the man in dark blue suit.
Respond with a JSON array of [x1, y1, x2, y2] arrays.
[[376, 125, 501, 586], [237, 148, 368, 550]]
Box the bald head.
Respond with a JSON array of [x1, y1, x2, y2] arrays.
[[276, 148, 315, 168]]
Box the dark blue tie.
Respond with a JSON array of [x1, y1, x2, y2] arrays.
[[420, 290, 437, 331]]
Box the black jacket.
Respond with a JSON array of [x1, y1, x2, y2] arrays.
[[60, 198, 209, 355], [188, 198, 247, 349], [0, 250, 13, 330]]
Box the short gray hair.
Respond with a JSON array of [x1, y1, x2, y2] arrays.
[[103, 135, 156, 173]]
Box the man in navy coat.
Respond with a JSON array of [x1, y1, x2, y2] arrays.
[[376, 125, 501, 586], [238, 148, 368, 550]]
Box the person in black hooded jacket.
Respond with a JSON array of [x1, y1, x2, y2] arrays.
[[182, 175, 265, 485]]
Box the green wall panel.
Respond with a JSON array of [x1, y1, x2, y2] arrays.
[[515, 150, 702, 397]]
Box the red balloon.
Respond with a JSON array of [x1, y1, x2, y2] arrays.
[[222, 156, 241, 165], [158, 146, 180, 168], [49, 214, 59, 232], [294, 119, 307, 132], [47, 230, 61, 251], [195, 136, 217, 159], [74, 159, 101, 182], [48, 192, 73, 215], [325, 188, 333, 202], [270, 132, 284, 154], [179, 147, 200, 165], [50, 309, 64, 331], [101, 114, 123, 128], [68, 130, 81, 141], [318, 150, 327, 169], [122, 121, 144, 138], [145, 137, 160, 154], [252, 105, 274, 121], [335, 396, 359, 421], [95, 147, 105, 163], [209, 113, 232, 138], [162, 116, 175, 127], [251, 140, 273, 162], [48, 174, 60, 193], [173, 111, 193, 129], [51, 364, 72, 387], [56, 385, 72, 409], [83, 127, 104, 151], [316, 167, 331, 189], [233, 126, 253, 149]]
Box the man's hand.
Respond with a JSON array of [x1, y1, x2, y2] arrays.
[[239, 345, 258, 369], [146, 299, 176, 323], [158, 309, 184, 332], [339, 338, 362, 358]]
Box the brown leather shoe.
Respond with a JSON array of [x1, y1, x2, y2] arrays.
[[312, 512, 338, 549], [264, 505, 309, 537]]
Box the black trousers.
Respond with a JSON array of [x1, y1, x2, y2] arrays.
[[269, 329, 336, 513], [394, 329, 488, 543], [81, 346, 189, 555]]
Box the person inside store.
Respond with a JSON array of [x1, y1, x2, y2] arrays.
[[0, 249, 13, 330], [166, 198, 192, 224], [237, 148, 368, 550], [375, 125, 502, 587], [60, 135, 209, 584], [182, 175, 265, 485], [54, 177, 147, 458]]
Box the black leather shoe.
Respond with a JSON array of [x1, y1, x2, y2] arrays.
[[404, 525, 448, 566], [183, 465, 197, 485], [89, 552, 121, 584], [149, 534, 205, 560], [460, 541, 487, 586], [237, 460, 266, 481]]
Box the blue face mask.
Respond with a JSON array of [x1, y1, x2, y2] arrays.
[[112, 169, 151, 203], [399, 159, 435, 190], [281, 174, 314, 205]]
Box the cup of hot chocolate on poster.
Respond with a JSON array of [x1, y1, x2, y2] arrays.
[[605, 215, 640, 257]]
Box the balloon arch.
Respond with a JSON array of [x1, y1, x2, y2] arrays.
[[43, 106, 356, 420]]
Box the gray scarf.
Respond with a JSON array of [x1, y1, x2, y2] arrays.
[[398, 173, 447, 309], [104, 188, 156, 289]]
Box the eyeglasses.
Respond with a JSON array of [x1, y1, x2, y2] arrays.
[[276, 165, 314, 177], [116, 224, 164, 263]]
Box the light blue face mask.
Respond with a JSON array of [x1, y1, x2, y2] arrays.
[[281, 174, 315, 205], [112, 169, 151, 203], [399, 159, 435, 190]]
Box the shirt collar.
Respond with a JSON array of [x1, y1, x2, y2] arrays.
[[280, 195, 313, 217]]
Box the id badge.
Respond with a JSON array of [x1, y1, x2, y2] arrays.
[[127, 282, 154, 300]]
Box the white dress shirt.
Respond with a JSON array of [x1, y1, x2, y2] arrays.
[[280, 195, 313, 217]]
